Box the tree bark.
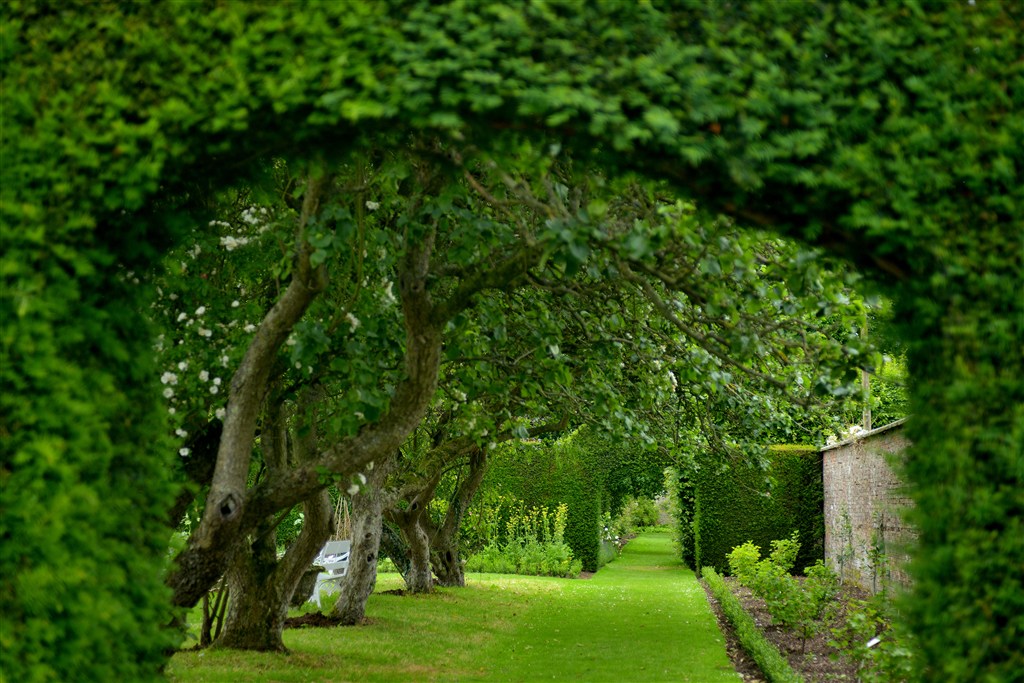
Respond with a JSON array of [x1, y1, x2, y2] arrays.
[[389, 470, 442, 594], [331, 458, 395, 624], [214, 388, 332, 651], [380, 522, 412, 580], [430, 448, 488, 587]]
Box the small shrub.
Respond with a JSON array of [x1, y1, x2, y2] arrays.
[[768, 531, 800, 574], [727, 540, 762, 583], [728, 534, 841, 654], [830, 599, 915, 683]]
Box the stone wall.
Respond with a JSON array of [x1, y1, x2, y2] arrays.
[[822, 419, 914, 594]]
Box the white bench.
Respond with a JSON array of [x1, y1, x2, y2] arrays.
[[311, 540, 351, 608]]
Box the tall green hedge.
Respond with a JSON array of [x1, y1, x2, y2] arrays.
[[0, 275, 182, 681], [690, 446, 822, 575], [664, 466, 696, 569], [483, 434, 603, 572]]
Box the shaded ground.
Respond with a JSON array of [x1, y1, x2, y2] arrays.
[[283, 612, 344, 628], [702, 576, 868, 682]]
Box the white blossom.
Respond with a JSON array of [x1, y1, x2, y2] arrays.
[[168, 407, 176, 415], [160, 372, 178, 385], [220, 235, 251, 251], [220, 355, 230, 367], [179, 447, 190, 457], [215, 407, 226, 420], [347, 483, 360, 495], [199, 370, 210, 382], [175, 428, 187, 438], [163, 388, 174, 399], [345, 312, 360, 332], [240, 206, 262, 225], [210, 385, 219, 395], [231, 300, 240, 308], [357, 473, 367, 485], [365, 200, 380, 211], [213, 377, 221, 386], [195, 306, 206, 316], [177, 361, 188, 371], [383, 280, 397, 304], [198, 328, 213, 338], [176, 312, 188, 322], [244, 323, 257, 333]]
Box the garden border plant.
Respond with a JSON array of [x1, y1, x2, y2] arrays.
[[703, 567, 803, 683]]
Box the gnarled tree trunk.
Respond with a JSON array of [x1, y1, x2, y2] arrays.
[[331, 457, 396, 624], [430, 447, 488, 587], [389, 470, 442, 594], [380, 522, 411, 580], [215, 388, 333, 651]]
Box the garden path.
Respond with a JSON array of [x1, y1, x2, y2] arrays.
[[473, 530, 740, 682]]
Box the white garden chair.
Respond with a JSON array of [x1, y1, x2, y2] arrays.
[[311, 539, 351, 608]]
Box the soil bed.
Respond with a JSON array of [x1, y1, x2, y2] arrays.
[[701, 576, 869, 682], [284, 612, 345, 628]]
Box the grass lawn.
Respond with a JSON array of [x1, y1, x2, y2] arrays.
[[168, 530, 738, 682]]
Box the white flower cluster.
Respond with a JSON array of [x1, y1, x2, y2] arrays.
[[240, 206, 269, 226], [365, 200, 380, 211], [220, 235, 251, 251], [826, 424, 867, 446], [345, 312, 361, 332], [160, 372, 178, 385]]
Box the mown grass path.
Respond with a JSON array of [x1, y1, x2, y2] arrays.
[[475, 531, 739, 682], [168, 531, 738, 682]]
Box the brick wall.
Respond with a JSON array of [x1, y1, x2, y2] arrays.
[[822, 419, 914, 594]]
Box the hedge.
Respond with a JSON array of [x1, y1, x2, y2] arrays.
[[690, 446, 822, 575], [482, 433, 603, 571]]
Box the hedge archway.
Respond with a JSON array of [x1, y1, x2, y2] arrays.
[[3, 3, 1020, 680]]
